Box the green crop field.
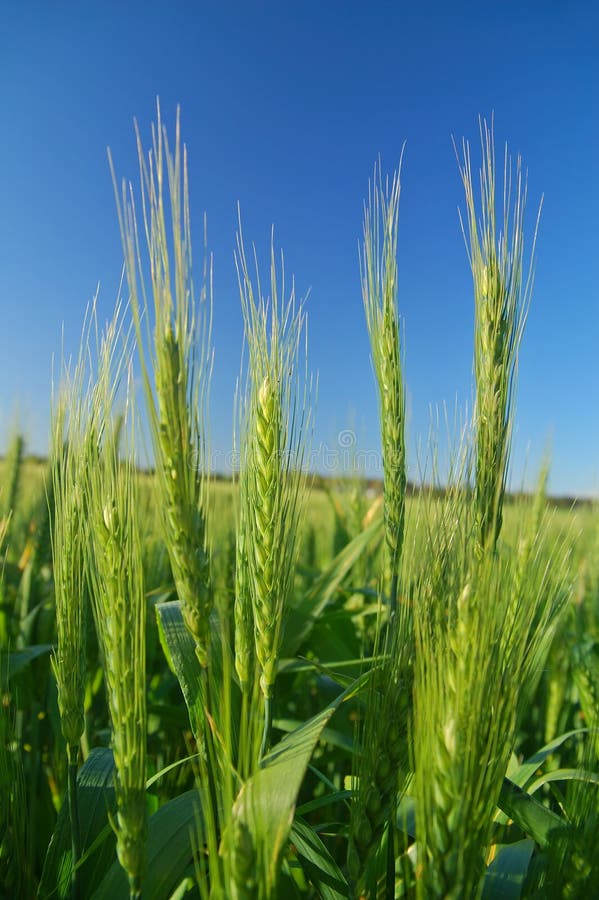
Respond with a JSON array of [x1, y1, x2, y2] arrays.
[[1, 110, 598, 900]]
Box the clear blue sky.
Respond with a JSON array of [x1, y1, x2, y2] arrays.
[[1, 1, 597, 497]]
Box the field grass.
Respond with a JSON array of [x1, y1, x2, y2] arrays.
[[2, 109, 599, 900]]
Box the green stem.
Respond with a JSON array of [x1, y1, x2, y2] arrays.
[[386, 806, 396, 900], [239, 688, 251, 779], [259, 692, 273, 762], [67, 744, 81, 900], [201, 667, 222, 831], [389, 572, 399, 618], [129, 873, 142, 900]]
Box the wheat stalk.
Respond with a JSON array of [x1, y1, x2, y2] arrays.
[[456, 118, 541, 552], [50, 306, 104, 898], [50, 396, 87, 899], [347, 604, 412, 892], [110, 102, 213, 667], [51, 376, 88, 753], [84, 313, 147, 897], [1, 433, 24, 545], [361, 159, 406, 609], [410, 135, 562, 892], [235, 220, 310, 754]]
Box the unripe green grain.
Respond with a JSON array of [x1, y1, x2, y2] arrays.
[[457, 119, 541, 552], [235, 225, 310, 724], [251, 374, 282, 698], [110, 105, 213, 667], [1, 433, 23, 543], [362, 162, 406, 607], [50, 356, 93, 900], [83, 318, 147, 892], [234, 477, 254, 692]]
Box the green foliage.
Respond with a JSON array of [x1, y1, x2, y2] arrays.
[[38, 747, 117, 900]]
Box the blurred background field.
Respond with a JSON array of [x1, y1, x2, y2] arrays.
[[3, 451, 596, 578]]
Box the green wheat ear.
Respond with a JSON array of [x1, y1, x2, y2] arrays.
[[110, 101, 213, 667], [361, 158, 406, 608], [235, 219, 311, 724], [83, 311, 147, 896], [50, 425, 85, 751], [50, 316, 93, 754], [1, 432, 24, 544], [456, 117, 542, 552], [50, 309, 99, 897]]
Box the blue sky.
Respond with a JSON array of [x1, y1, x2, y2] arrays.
[[0, 1, 597, 496]]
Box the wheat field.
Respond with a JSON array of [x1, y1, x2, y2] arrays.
[[1, 110, 598, 900]]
